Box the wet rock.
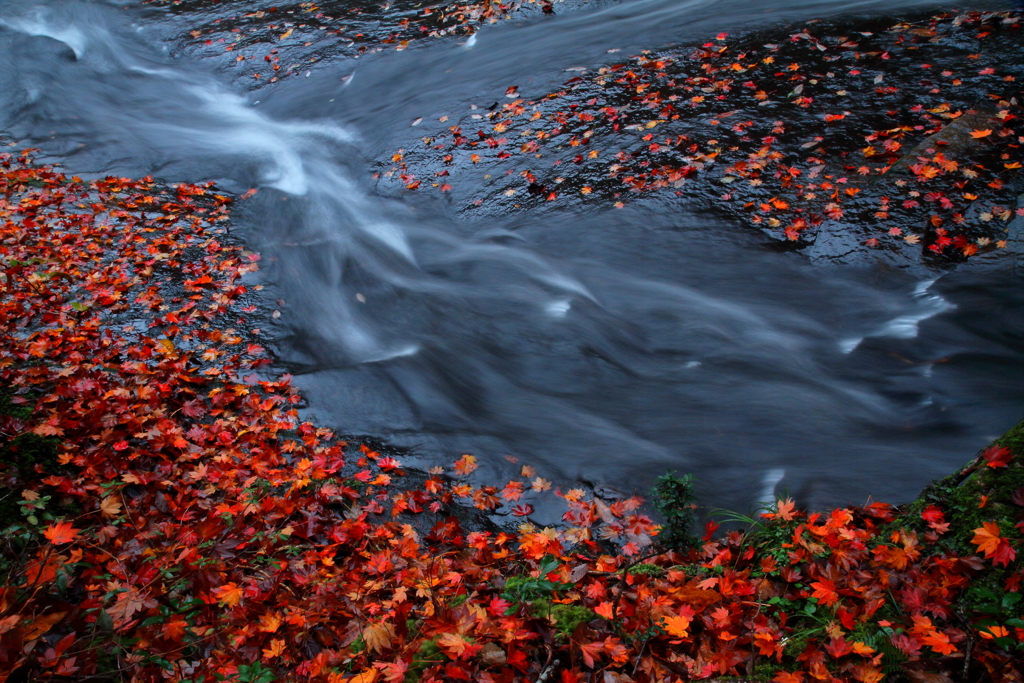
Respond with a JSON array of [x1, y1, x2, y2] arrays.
[[376, 9, 1024, 269], [143, 0, 608, 87]]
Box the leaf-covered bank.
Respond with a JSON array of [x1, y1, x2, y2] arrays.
[[1, 145, 1023, 683]]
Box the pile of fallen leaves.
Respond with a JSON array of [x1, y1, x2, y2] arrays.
[[1, 148, 1023, 683], [379, 10, 1023, 264]]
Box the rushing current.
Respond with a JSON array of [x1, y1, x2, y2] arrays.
[[1, 0, 1021, 517]]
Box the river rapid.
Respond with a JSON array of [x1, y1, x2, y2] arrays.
[[1, 0, 1021, 517]]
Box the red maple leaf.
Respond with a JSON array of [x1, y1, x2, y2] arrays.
[[42, 520, 79, 545], [981, 445, 1012, 468]]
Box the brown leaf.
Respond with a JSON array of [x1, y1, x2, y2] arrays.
[[479, 642, 506, 667], [905, 672, 954, 683], [22, 612, 67, 642], [670, 580, 722, 609], [363, 622, 394, 654], [1011, 487, 1024, 507]]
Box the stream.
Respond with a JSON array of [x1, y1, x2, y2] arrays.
[[1, 0, 1022, 516]]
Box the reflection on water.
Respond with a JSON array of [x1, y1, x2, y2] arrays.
[[1, 0, 1021, 516]]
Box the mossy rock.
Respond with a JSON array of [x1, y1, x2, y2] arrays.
[[909, 417, 1024, 558]]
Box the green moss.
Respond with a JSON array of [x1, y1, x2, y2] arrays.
[[549, 604, 597, 637], [523, 598, 596, 638], [0, 387, 61, 530], [626, 563, 664, 576]]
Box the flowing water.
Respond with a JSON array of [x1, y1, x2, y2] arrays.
[[1, 0, 1022, 516]]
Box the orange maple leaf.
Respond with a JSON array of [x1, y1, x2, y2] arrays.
[[212, 582, 244, 607], [452, 454, 478, 476], [969, 129, 992, 138], [42, 520, 78, 545], [259, 613, 282, 633], [437, 632, 478, 659], [594, 601, 614, 619], [776, 498, 797, 521], [919, 629, 957, 655], [971, 521, 1017, 566], [661, 612, 693, 640], [262, 638, 286, 660], [980, 625, 1010, 639], [971, 521, 1004, 556]]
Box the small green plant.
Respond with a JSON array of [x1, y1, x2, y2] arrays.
[[967, 583, 1024, 651], [234, 662, 276, 683], [501, 556, 574, 614], [653, 472, 699, 552]]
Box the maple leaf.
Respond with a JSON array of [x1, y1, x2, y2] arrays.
[[594, 602, 614, 619], [43, 520, 79, 545], [213, 582, 244, 607], [810, 578, 839, 606], [919, 629, 957, 655], [161, 616, 189, 643], [259, 613, 281, 633], [981, 444, 1012, 468], [488, 596, 512, 616], [969, 129, 992, 138], [972, 521, 1004, 555], [773, 672, 805, 683], [979, 625, 1010, 640], [100, 496, 122, 518], [363, 622, 395, 654], [579, 640, 604, 668], [971, 522, 1017, 567], [349, 669, 379, 683], [374, 660, 409, 683], [107, 588, 151, 626], [262, 638, 286, 660], [661, 612, 693, 639], [32, 422, 64, 437], [437, 632, 480, 660], [452, 454, 478, 476]]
